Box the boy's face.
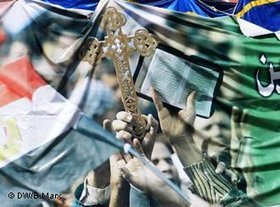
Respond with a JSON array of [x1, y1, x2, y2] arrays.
[[151, 142, 179, 184]]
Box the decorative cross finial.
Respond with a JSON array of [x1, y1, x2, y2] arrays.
[[79, 7, 158, 137]]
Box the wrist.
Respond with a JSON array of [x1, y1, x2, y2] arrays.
[[150, 185, 188, 207], [167, 127, 194, 146], [89, 174, 110, 189], [111, 177, 129, 190], [171, 135, 201, 160], [89, 161, 110, 188], [77, 180, 111, 206]]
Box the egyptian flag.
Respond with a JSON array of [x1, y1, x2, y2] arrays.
[[0, 57, 120, 206], [0, 1, 13, 45], [0, 31, 5, 45], [0, 0, 15, 16]]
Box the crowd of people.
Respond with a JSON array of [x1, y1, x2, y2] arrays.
[[1, 1, 277, 206], [0, 36, 258, 207], [54, 62, 260, 207]]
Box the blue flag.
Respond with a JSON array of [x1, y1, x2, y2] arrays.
[[136, 0, 235, 16], [40, 0, 99, 10], [168, 0, 234, 17], [135, 0, 174, 8], [234, 0, 280, 32]]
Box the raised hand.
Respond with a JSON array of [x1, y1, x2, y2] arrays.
[[117, 139, 189, 207], [101, 119, 130, 207], [117, 140, 214, 207], [150, 87, 196, 143], [111, 111, 158, 159], [150, 87, 203, 166]]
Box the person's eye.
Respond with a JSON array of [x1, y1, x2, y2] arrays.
[[204, 125, 212, 131], [165, 158, 173, 164], [152, 159, 159, 165], [219, 123, 229, 129]]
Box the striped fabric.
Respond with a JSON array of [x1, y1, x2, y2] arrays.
[[184, 156, 233, 203]]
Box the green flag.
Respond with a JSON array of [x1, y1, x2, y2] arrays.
[[92, 1, 280, 205]]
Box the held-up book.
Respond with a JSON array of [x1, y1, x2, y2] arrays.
[[133, 49, 222, 118]]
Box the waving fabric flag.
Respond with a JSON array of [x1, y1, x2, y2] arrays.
[[0, 1, 121, 206], [135, 0, 174, 8], [0, 31, 5, 44], [40, 0, 100, 11], [91, 0, 280, 205], [0, 56, 120, 206], [167, 0, 235, 16], [38, 0, 236, 16], [1, 0, 280, 206], [0, 0, 15, 15], [132, 0, 235, 16], [234, 0, 280, 34]]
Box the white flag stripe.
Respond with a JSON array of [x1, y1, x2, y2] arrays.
[[0, 85, 81, 168]]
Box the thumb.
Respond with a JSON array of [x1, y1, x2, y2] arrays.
[[150, 87, 164, 112], [178, 91, 196, 125], [215, 162, 226, 174], [119, 166, 134, 183], [103, 119, 112, 132], [150, 87, 171, 119], [133, 138, 145, 154]]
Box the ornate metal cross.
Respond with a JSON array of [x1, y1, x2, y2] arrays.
[[79, 7, 158, 137]]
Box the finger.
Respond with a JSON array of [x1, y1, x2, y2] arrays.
[[150, 88, 171, 122], [187, 91, 196, 111], [230, 106, 242, 141], [178, 91, 196, 124], [231, 172, 239, 183], [142, 115, 158, 157], [231, 106, 240, 123], [147, 114, 159, 136], [119, 167, 134, 183], [117, 159, 126, 168], [215, 162, 226, 174], [103, 119, 112, 131], [116, 130, 133, 144], [150, 87, 164, 112], [142, 114, 158, 145], [224, 170, 239, 183], [121, 152, 132, 162], [133, 138, 144, 154], [231, 106, 242, 140], [240, 108, 248, 123], [110, 152, 123, 162], [116, 111, 133, 123], [112, 120, 131, 132], [230, 106, 242, 169], [240, 109, 249, 136]]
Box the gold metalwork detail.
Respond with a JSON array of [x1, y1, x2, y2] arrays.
[[79, 7, 158, 138], [134, 29, 158, 57], [78, 37, 102, 65], [100, 7, 126, 31], [131, 114, 148, 137]]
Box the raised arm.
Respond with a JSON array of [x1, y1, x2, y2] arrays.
[[150, 88, 255, 206]]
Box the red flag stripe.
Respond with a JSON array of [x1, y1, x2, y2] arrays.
[[0, 31, 5, 45], [0, 57, 46, 107]]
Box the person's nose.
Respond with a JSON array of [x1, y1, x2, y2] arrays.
[[157, 159, 172, 173]]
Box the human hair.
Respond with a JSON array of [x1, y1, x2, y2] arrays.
[[155, 133, 174, 154]]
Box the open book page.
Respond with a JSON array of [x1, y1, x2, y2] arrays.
[[139, 49, 220, 117]]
